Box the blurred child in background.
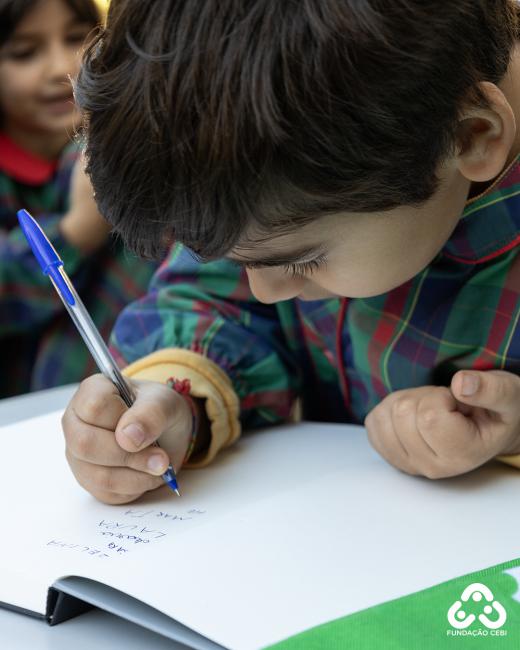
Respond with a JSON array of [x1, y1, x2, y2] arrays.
[[0, 0, 156, 398]]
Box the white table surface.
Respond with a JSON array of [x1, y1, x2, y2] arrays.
[[0, 385, 190, 649]]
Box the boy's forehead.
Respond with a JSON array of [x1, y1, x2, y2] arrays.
[[224, 210, 352, 266]]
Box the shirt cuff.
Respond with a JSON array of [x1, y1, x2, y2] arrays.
[[495, 454, 520, 469], [121, 349, 240, 468]]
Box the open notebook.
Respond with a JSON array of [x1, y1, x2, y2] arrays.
[[0, 410, 519, 650]]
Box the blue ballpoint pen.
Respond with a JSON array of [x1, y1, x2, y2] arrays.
[[17, 208, 181, 496]]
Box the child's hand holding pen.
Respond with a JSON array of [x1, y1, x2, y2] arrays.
[[18, 208, 208, 502], [62, 375, 194, 505]]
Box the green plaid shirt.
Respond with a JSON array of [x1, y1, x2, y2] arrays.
[[111, 157, 520, 429]]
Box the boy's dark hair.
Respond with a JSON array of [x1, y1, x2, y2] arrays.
[[0, 0, 101, 47], [77, 0, 519, 260]]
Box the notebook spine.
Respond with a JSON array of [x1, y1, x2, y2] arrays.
[[46, 585, 94, 625]]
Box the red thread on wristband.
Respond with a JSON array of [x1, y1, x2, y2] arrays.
[[166, 377, 199, 464]]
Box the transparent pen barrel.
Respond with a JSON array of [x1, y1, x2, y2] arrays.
[[51, 270, 135, 407]]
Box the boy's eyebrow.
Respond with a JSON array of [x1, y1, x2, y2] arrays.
[[225, 245, 324, 268]]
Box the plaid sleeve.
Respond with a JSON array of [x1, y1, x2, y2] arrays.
[[110, 243, 302, 430], [0, 213, 87, 337]]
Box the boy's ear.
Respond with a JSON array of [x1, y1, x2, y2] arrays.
[[455, 81, 516, 183]]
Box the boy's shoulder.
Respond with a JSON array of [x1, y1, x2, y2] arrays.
[[442, 155, 520, 265]]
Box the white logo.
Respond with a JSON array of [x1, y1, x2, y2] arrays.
[[447, 583, 507, 630]]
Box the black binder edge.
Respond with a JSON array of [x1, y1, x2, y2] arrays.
[[1, 578, 226, 649], [0, 599, 47, 621], [0, 588, 93, 626], [46, 586, 94, 625]]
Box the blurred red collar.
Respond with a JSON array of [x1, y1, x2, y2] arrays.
[[0, 132, 57, 185]]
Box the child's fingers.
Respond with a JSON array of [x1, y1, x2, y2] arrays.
[[367, 387, 491, 479], [90, 490, 143, 506], [415, 389, 490, 471], [416, 388, 474, 451], [69, 374, 128, 430], [387, 394, 443, 473], [87, 490, 144, 506], [365, 402, 418, 476], [451, 370, 520, 423], [63, 419, 171, 476], [66, 453, 164, 499], [115, 382, 189, 453]]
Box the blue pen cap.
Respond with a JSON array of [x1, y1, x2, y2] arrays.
[[17, 209, 75, 306], [17, 208, 63, 272]]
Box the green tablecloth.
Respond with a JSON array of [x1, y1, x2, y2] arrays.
[[268, 558, 520, 649]]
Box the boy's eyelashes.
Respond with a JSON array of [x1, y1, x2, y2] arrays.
[[241, 254, 328, 278], [281, 255, 328, 278]]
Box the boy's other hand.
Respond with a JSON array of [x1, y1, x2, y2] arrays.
[[364, 370, 520, 479], [60, 156, 112, 253], [62, 374, 192, 504]]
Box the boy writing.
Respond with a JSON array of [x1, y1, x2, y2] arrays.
[[62, 0, 520, 504]]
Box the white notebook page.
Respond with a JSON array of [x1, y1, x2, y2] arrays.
[[0, 410, 519, 650]]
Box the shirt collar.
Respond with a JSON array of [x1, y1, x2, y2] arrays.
[[442, 154, 520, 264], [0, 132, 58, 185]]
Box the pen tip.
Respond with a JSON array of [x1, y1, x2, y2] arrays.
[[174, 488, 181, 497]]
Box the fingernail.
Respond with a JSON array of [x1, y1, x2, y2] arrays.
[[147, 454, 167, 475], [122, 423, 146, 447], [461, 374, 480, 397]]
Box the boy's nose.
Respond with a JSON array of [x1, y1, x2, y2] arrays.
[[246, 268, 304, 304]]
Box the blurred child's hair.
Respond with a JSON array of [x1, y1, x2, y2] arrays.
[[0, 0, 101, 47], [77, 0, 519, 260]]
